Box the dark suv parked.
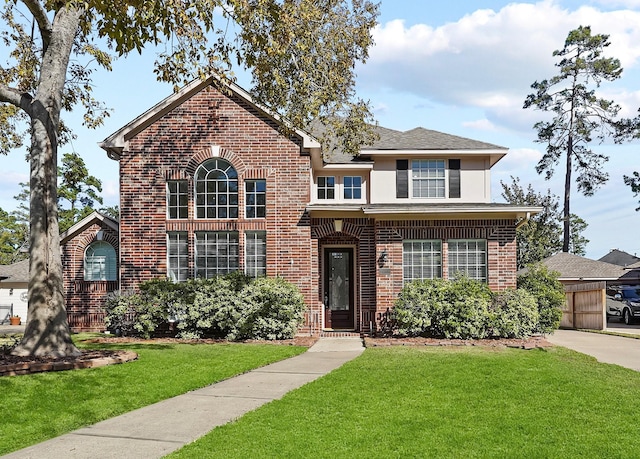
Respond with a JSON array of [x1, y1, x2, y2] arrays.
[[607, 286, 640, 324]]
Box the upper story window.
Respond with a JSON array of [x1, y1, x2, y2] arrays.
[[167, 180, 188, 219], [343, 176, 362, 200], [317, 176, 335, 199], [84, 241, 117, 281], [245, 180, 266, 218], [412, 159, 445, 198], [195, 159, 238, 219], [316, 175, 364, 201]]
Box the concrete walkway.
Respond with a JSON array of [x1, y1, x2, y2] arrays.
[[547, 329, 640, 372], [4, 337, 364, 459]]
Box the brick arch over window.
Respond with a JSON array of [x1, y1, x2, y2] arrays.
[[73, 232, 120, 261], [186, 146, 247, 177], [84, 241, 118, 281], [194, 158, 239, 219]]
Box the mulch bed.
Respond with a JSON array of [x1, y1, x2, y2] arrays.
[[0, 349, 138, 377], [365, 335, 552, 349]]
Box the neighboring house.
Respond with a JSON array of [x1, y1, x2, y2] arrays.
[[0, 259, 29, 323], [598, 248, 640, 267], [60, 211, 119, 331], [98, 76, 538, 335], [598, 249, 640, 285], [538, 252, 626, 285]]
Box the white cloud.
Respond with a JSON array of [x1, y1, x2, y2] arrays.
[[461, 118, 498, 131], [360, 1, 640, 132]]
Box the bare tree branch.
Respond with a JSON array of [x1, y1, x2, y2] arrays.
[[20, 0, 52, 51], [0, 84, 34, 116]]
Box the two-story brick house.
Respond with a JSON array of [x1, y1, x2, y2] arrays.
[[98, 76, 536, 335]]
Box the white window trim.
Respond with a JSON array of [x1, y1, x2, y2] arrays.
[[244, 179, 267, 219], [447, 239, 487, 283], [314, 175, 366, 203], [402, 239, 443, 284], [409, 159, 447, 200], [245, 231, 267, 277]]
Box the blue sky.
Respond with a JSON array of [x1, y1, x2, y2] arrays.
[[2, 0, 640, 259]]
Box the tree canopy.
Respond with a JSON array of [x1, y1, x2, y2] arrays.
[[0, 0, 380, 357], [523, 26, 621, 252]]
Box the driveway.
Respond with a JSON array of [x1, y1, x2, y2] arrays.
[[547, 329, 640, 372]]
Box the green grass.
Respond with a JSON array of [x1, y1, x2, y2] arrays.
[[0, 335, 305, 455], [170, 346, 640, 459]]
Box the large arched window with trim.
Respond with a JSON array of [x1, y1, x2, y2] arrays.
[[195, 158, 238, 219], [84, 241, 117, 281]]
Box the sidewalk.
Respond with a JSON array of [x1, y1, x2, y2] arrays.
[[4, 337, 364, 459], [547, 328, 640, 372]]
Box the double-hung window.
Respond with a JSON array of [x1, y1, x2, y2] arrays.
[[245, 180, 266, 218], [448, 239, 487, 282], [412, 160, 445, 198], [403, 240, 442, 283], [167, 232, 189, 282], [245, 231, 267, 277], [195, 231, 239, 278], [167, 180, 188, 219], [195, 159, 238, 218]]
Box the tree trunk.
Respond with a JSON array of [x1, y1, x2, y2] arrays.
[[562, 136, 572, 253], [12, 7, 82, 357]]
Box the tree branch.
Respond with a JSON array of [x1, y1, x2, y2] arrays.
[[20, 0, 52, 52], [0, 84, 34, 116]]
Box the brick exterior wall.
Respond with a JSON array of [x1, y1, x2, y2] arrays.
[[373, 219, 517, 315], [62, 221, 119, 332], [111, 83, 520, 337], [119, 85, 317, 331]]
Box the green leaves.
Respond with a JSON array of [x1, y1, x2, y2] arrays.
[[524, 25, 621, 252]]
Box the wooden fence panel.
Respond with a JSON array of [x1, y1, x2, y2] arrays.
[[562, 282, 606, 330]]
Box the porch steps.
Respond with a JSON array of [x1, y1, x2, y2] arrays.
[[319, 330, 362, 338]]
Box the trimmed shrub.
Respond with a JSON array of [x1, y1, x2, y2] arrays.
[[488, 289, 539, 338], [237, 277, 306, 340], [173, 276, 244, 339], [394, 278, 447, 337], [431, 275, 492, 339], [104, 290, 160, 338], [105, 273, 307, 340], [394, 275, 492, 339], [517, 263, 564, 334]]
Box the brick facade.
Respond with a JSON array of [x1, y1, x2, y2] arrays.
[[118, 86, 317, 332], [61, 216, 119, 332], [97, 80, 524, 337]]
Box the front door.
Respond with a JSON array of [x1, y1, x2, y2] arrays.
[[324, 248, 354, 329]]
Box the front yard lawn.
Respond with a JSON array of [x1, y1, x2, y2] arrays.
[[171, 345, 640, 458], [0, 335, 305, 455]]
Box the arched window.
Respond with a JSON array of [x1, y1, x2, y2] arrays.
[[84, 241, 117, 281], [195, 158, 238, 219]]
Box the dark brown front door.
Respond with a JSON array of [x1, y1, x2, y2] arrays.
[[324, 248, 354, 329]]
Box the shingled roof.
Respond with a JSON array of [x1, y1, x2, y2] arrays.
[[364, 127, 506, 151], [598, 249, 640, 267], [537, 252, 625, 281], [0, 259, 29, 284]]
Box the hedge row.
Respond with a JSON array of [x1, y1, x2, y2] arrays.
[[391, 265, 564, 339], [103, 273, 305, 340]]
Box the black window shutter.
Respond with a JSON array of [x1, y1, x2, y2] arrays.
[[396, 160, 409, 198], [449, 159, 461, 198]]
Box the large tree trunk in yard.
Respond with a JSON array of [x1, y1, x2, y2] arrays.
[[562, 136, 573, 253], [11, 7, 82, 357]]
